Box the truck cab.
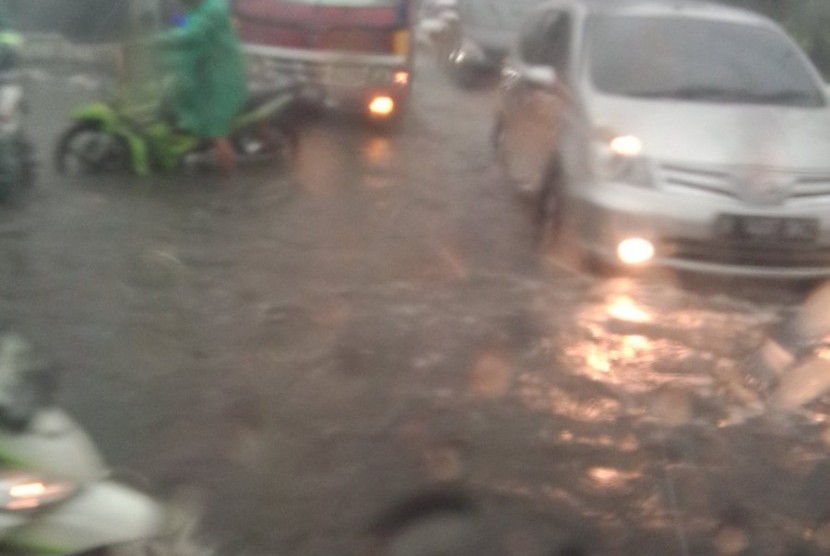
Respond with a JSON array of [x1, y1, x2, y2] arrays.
[[233, 0, 413, 124]]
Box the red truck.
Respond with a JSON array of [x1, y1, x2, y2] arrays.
[[233, 0, 413, 124]]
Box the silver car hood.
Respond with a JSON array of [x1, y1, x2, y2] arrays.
[[588, 94, 830, 170]]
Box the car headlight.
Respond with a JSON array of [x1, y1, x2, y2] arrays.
[[593, 133, 652, 187], [0, 471, 77, 511], [617, 237, 655, 266]]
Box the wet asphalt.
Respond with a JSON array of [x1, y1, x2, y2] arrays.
[[1, 51, 829, 556]]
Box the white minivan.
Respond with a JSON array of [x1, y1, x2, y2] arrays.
[[494, 0, 830, 278]]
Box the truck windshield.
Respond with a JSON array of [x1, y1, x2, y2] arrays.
[[269, 0, 401, 5]]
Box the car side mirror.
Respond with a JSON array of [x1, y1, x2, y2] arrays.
[[523, 65, 557, 88]]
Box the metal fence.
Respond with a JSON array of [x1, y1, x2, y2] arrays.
[[5, 0, 167, 43], [9, 0, 169, 73], [20, 33, 118, 71]]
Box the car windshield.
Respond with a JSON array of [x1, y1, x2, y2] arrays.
[[464, 0, 544, 30], [588, 14, 826, 107]]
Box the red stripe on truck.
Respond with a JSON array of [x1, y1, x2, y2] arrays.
[[234, 0, 399, 28]]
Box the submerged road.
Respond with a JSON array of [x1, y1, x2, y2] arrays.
[[1, 51, 828, 556]]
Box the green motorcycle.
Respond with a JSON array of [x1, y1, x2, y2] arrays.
[[54, 73, 302, 177]]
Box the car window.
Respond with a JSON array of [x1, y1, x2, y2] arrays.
[[541, 12, 571, 77], [588, 14, 825, 107], [462, 0, 546, 30], [519, 10, 564, 67]]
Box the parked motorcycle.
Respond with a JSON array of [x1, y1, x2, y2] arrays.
[[54, 67, 302, 177], [0, 31, 36, 203], [0, 331, 190, 555]]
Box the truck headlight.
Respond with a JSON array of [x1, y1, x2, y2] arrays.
[[617, 237, 655, 266], [368, 95, 396, 117]]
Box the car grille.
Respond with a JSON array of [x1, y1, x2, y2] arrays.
[[658, 162, 830, 203], [793, 173, 830, 198], [658, 163, 733, 198], [662, 238, 830, 268]]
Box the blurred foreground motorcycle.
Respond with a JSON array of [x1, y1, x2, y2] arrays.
[[53, 42, 303, 177], [0, 31, 35, 203], [0, 332, 192, 555]]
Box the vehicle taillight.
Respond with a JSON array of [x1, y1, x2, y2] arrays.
[[394, 71, 409, 86]]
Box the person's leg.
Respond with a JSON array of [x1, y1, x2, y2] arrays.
[[213, 137, 237, 176]]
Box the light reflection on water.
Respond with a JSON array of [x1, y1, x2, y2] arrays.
[[607, 295, 653, 324], [362, 136, 393, 169], [586, 466, 641, 490], [516, 374, 623, 422], [496, 277, 830, 554], [293, 123, 399, 195], [550, 278, 770, 402]]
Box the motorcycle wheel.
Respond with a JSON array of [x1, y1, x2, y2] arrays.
[[55, 121, 130, 176]]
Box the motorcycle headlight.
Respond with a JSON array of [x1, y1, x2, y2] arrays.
[[0, 471, 77, 511], [593, 133, 652, 187]]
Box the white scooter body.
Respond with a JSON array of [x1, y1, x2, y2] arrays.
[[0, 408, 167, 555], [3, 480, 164, 555]]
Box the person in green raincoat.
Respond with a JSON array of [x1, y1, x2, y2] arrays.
[[157, 0, 247, 175]]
